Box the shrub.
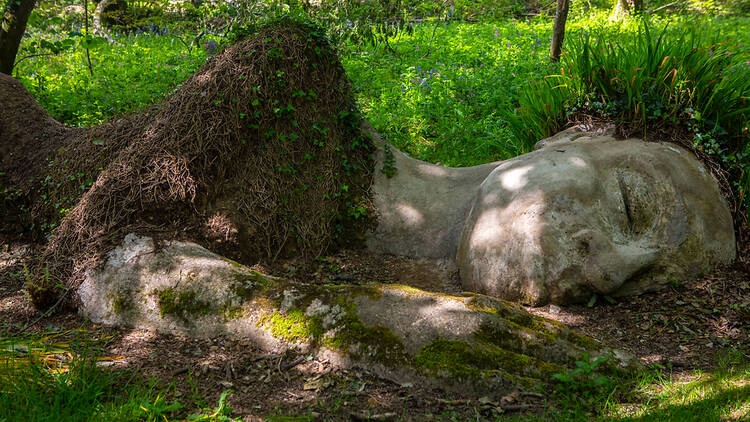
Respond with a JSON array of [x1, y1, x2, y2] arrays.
[[504, 18, 750, 220]]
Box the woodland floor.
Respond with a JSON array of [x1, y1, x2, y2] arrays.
[[1, 242, 748, 421]]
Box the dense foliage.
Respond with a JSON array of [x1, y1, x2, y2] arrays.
[[505, 18, 750, 213]]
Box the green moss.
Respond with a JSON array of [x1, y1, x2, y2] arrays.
[[465, 296, 534, 327], [108, 291, 134, 315], [221, 303, 244, 320], [156, 287, 213, 321], [259, 309, 324, 343], [414, 339, 556, 388], [221, 257, 244, 269], [383, 284, 425, 297], [568, 331, 601, 350], [230, 270, 275, 300], [321, 297, 408, 366]]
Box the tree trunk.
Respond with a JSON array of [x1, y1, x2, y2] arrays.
[[612, 0, 643, 19], [550, 0, 570, 62], [0, 0, 37, 75], [93, 0, 124, 42]]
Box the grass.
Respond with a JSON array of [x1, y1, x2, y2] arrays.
[[2, 326, 747, 421], [0, 329, 236, 421], [14, 30, 208, 127], [504, 15, 750, 217], [602, 349, 750, 421]]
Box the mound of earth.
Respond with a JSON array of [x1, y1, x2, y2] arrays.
[[0, 18, 374, 309]]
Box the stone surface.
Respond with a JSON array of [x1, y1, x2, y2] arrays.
[[368, 127, 735, 305], [365, 126, 500, 259], [79, 234, 634, 394]]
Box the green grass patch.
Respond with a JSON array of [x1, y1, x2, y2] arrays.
[[601, 349, 750, 421], [0, 329, 238, 421], [14, 30, 208, 127]]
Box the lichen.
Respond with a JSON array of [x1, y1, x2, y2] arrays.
[[156, 287, 212, 321]]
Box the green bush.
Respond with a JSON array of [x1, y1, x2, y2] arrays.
[[504, 18, 750, 218]]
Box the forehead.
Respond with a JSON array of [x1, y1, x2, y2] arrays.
[[483, 138, 708, 199]]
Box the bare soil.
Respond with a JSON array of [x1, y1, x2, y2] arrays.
[[1, 243, 748, 421]]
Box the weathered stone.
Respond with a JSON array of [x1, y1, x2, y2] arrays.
[[368, 127, 735, 305], [79, 234, 635, 394]]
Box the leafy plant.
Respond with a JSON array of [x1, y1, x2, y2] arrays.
[[186, 390, 237, 422], [381, 144, 398, 178], [552, 353, 613, 398], [505, 18, 750, 219]]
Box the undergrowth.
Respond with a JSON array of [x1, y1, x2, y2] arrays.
[[0, 330, 237, 421], [504, 18, 750, 220]]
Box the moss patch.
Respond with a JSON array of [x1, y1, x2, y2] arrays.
[[220, 303, 244, 320], [568, 331, 601, 350], [465, 296, 534, 327], [259, 309, 324, 344], [108, 291, 134, 316], [230, 270, 275, 301], [413, 339, 551, 388], [156, 287, 213, 321], [322, 298, 409, 366]]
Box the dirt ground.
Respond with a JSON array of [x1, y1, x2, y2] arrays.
[[1, 242, 748, 421]]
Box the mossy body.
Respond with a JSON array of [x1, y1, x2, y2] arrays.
[[90, 236, 616, 394]]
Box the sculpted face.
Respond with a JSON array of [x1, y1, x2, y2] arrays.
[[367, 127, 735, 305], [456, 132, 735, 305]]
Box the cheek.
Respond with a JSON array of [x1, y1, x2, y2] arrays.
[[600, 169, 684, 247]]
